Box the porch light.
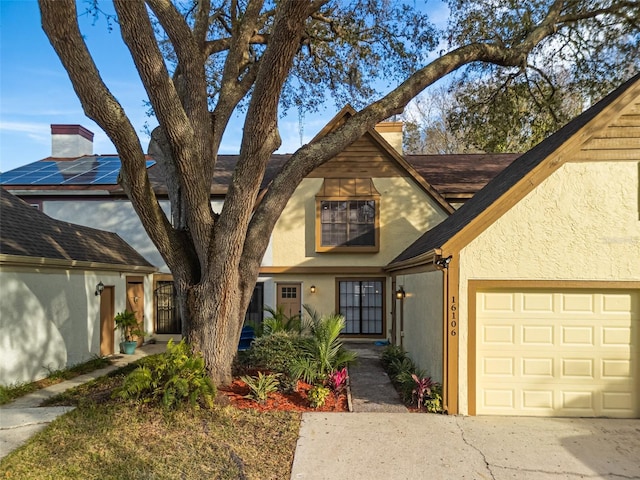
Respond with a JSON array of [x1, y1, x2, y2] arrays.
[[395, 287, 405, 299], [95, 281, 105, 296], [310, 285, 317, 294]]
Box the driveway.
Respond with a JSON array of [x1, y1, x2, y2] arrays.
[[290, 413, 640, 479]]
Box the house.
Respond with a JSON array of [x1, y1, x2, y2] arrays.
[[0, 115, 517, 340], [388, 73, 640, 418], [0, 188, 156, 386]]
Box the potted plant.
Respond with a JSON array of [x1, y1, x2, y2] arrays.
[[114, 311, 144, 354]]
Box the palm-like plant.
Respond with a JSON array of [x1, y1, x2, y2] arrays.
[[261, 305, 303, 335], [291, 313, 356, 384]]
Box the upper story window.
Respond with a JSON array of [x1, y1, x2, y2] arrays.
[[316, 178, 380, 253]]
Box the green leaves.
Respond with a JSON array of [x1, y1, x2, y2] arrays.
[[115, 339, 216, 409], [240, 372, 280, 404]]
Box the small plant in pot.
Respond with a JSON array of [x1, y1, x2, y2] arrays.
[[114, 311, 144, 354]]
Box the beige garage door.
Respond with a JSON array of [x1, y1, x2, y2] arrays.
[[475, 289, 639, 417]]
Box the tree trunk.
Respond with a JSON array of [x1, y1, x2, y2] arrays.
[[179, 272, 255, 385]]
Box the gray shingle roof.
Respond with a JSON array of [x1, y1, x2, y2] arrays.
[[0, 188, 155, 268], [390, 72, 640, 266]]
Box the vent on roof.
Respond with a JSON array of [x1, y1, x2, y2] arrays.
[[51, 124, 94, 158]]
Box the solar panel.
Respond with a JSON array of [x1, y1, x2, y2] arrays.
[[0, 157, 156, 186]]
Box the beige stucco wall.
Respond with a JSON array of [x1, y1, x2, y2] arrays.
[[0, 265, 151, 385], [397, 271, 444, 382], [272, 177, 448, 267], [43, 199, 231, 271], [456, 161, 640, 414]]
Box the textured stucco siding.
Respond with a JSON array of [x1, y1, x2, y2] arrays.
[[272, 177, 448, 267], [43, 199, 228, 271], [455, 161, 640, 414], [0, 267, 133, 385], [397, 271, 444, 383]]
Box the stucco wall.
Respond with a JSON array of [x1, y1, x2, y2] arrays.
[[43, 199, 229, 271], [0, 266, 137, 385], [272, 177, 448, 267], [397, 271, 444, 382], [456, 161, 640, 413]]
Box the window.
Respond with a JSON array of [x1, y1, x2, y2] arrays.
[[338, 279, 384, 335], [320, 200, 376, 247], [316, 178, 379, 252]]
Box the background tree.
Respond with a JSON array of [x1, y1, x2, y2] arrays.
[[39, 0, 640, 384], [402, 85, 482, 154]]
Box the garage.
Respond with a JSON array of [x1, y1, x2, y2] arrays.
[[473, 288, 639, 417]]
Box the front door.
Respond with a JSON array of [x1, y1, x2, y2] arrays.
[[100, 286, 115, 356], [277, 283, 302, 318], [126, 276, 145, 346]]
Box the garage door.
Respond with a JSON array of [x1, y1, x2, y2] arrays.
[[475, 289, 639, 417]]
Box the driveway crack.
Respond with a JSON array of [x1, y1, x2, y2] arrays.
[[453, 417, 496, 480]]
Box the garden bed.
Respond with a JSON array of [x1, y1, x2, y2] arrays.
[[219, 378, 349, 412]]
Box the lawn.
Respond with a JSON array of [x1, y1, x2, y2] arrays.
[[0, 361, 301, 480]]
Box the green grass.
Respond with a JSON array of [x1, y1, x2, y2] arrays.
[[0, 358, 301, 479], [0, 356, 111, 405]]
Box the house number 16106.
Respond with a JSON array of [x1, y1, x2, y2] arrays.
[[450, 296, 457, 336]]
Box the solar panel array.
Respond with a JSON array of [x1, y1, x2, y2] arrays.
[[0, 157, 156, 185]]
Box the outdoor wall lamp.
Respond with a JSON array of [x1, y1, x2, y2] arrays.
[[95, 281, 105, 296], [395, 286, 406, 299], [310, 285, 317, 294], [435, 255, 452, 269]]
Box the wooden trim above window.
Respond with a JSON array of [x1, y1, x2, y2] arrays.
[[316, 178, 380, 253]]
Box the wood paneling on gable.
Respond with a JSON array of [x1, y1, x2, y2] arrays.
[[308, 134, 406, 178], [580, 100, 640, 158]]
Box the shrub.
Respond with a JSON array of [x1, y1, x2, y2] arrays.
[[379, 345, 443, 413], [241, 372, 280, 404], [381, 344, 407, 369], [245, 331, 306, 375], [115, 339, 216, 409], [307, 385, 330, 409]]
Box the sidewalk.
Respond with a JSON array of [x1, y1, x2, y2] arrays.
[[0, 343, 165, 459]]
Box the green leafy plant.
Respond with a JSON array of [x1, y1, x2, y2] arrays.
[[381, 344, 407, 369], [241, 372, 280, 404], [261, 305, 303, 335], [380, 345, 443, 413], [307, 385, 330, 409], [424, 383, 443, 413], [290, 313, 357, 384], [115, 339, 215, 409], [114, 310, 144, 342]]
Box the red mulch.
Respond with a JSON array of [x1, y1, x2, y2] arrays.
[[218, 379, 348, 412]]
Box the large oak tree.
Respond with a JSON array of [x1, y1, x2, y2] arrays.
[[39, 0, 639, 384]]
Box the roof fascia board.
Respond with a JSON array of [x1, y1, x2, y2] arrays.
[[443, 76, 640, 253], [0, 254, 157, 274], [385, 249, 441, 272]]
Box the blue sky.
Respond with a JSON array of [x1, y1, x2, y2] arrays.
[[0, 0, 448, 173]]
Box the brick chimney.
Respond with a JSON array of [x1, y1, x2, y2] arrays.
[[375, 121, 403, 154], [51, 124, 94, 158]]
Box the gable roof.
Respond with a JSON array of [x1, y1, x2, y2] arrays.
[[309, 105, 455, 214], [0, 188, 155, 270], [390, 72, 640, 268]]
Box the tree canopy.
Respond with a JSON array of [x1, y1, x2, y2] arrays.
[[39, 0, 640, 383]]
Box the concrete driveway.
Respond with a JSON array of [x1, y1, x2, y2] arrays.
[[290, 413, 640, 480]]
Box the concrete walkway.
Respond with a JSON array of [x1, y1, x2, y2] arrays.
[[0, 343, 165, 460], [345, 343, 407, 413]]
